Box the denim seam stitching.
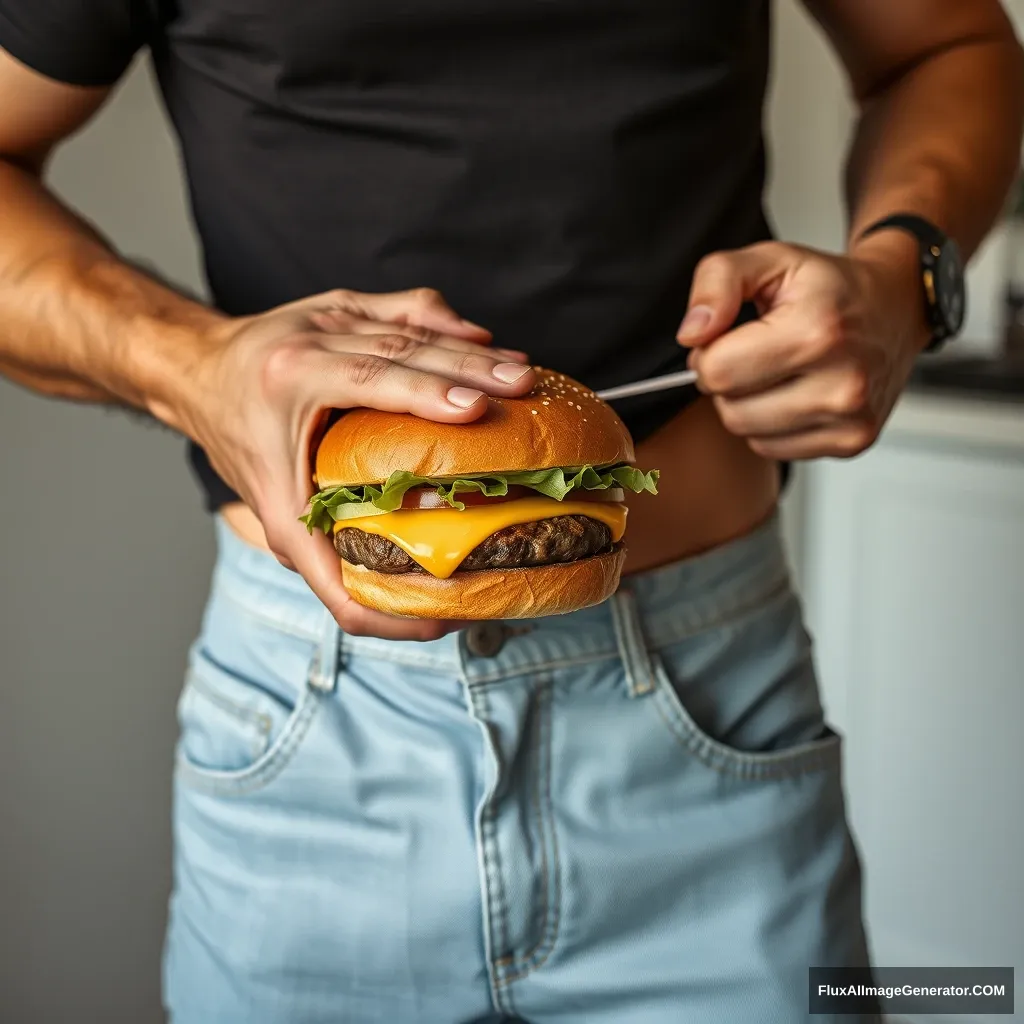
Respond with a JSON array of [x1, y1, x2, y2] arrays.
[[175, 688, 321, 796], [465, 575, 793, 684], [209, 573, 790, 681], [211, 584, 321, 643], [211, 574, 793, 683], [359, 655, 458, 670], [185, 669, 274, 740], [646, 573, 793, 648], [468, 651, 616, 685], [497, 676, 561, 985], [493, 684, 549, 979], [649, 671, 841, 780], [476, 685, 514, 1015]]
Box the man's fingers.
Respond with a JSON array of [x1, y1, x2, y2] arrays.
[[296, 539, 460, 643], [264, 512, 350, 619], [288, 287, 492, 343], [693, 302, 835, 396], [713, 358, 876, 438], [272, 512, 457, 641], [258, 337, 535, 422], [317, 333, 534, 394], [303, 348, 523, 422], [343, 319, 528, 362], [746, 421, 878, 462], [713, 373, 825, 437], [346, 287, 492, 342], [331, 597, 461, 642], [386, 341, 535, 391], [678, 243, 793, 348], [433, 337, 530, 362]]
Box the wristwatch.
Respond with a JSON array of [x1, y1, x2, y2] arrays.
[[860, 213, 966, 352]]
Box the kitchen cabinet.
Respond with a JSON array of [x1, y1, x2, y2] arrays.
[[801, 390, 1024, 1022]]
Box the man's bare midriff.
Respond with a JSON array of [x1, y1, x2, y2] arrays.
[[221, 396, 780, 577]]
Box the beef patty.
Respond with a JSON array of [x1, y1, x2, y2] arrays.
[[335, 515, 613, 574]]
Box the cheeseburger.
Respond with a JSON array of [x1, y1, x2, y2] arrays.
[[301, 368, 658, 619]]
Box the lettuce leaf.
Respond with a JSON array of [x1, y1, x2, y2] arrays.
[[300, 463, 659, 533]]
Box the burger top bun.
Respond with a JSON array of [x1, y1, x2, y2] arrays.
[[315, 367, 635, 487]]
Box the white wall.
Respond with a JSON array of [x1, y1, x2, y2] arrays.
[[768, 0, 1024, 355], [771, 10, 1024, 1013], [766, 1, 854, 578], [971, 0, 1024, 348], [768, 0, 1024, 580]]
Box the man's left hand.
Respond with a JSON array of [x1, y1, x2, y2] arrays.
[[677, 236, 930, 460]]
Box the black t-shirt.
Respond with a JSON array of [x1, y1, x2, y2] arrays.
[[0, 0, 773, 510]]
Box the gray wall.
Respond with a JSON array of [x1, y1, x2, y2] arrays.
[[0, 63, 211, 1022]]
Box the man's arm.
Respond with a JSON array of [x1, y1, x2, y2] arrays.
[[0, 52, 222, 419], [808, 0, 1024, 258], [0, 47, 535, 639], [677, 1, 1024, 461]]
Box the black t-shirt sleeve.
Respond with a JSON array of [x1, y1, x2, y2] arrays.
[[0, 0, 149, 87]]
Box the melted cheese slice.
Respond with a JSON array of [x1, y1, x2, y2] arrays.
[[336, 496, 627, 579]]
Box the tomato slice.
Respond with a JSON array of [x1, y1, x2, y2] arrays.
[[399, 485, 625, 509]]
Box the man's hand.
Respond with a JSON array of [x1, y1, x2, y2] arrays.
[[680, 0, 1023, 465], [161, 286, 535, 642], [677, 234, 928, 461]]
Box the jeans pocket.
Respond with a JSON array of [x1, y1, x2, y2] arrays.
[[649, 588, 842, 780], [175, 645, 322, 796]]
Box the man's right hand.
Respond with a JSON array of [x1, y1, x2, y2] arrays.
[[163, 286, 535, 641]]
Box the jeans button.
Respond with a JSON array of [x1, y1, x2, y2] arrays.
[[464, 622, 507, 658]]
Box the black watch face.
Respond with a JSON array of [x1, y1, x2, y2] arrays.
[[936, 239, 966, 337]]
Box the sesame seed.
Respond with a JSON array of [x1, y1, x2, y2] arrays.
[[531, 409, 537, 414], [572, 387, 578, 392], [542, 401, 550, 405]]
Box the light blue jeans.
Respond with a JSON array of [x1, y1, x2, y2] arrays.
[[163, 515, 877, 1023]]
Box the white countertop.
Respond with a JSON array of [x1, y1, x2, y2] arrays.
[[886, 388, 1024, 454]]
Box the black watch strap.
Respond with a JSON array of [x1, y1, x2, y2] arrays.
[[861, 213, 944, 250], [859, 213, 965, 352]]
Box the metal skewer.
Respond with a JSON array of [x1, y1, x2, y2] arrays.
[[595, 368, 699, 401]]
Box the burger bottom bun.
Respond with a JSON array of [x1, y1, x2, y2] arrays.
[[341, 547, 627, 620]]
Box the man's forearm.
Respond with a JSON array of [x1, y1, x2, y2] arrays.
[[0, 159, 225, 428], [844, 33, 1024, 258]]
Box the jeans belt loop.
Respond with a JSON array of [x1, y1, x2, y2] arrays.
[[609, 586, 657, 698], [308, 608, 343, 694]]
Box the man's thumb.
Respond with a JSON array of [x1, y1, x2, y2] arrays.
[[677, 245, 783, 347], [677, 252, 748, 346]]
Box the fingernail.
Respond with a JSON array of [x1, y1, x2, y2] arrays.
[[461, 318, 490, 332], [677, 305, 713, 341], [447, 386, 486, 407], [492, 362, 531, 383]]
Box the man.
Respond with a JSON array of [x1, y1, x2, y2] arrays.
[[0, 0, 1020, 1020]]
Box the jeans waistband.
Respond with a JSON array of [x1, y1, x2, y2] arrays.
[[211, 514, 790, 685]]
